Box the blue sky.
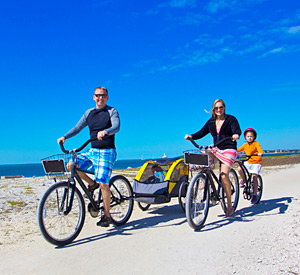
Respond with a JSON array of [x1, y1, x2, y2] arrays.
[[0, 0, 300, 164]]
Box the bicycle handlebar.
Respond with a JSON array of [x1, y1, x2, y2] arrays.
[[187, 136, 233, 149], [59, 138, 98, 154], [245, 154, 260, 160], [188, 138, 200, 149], [236, 154, 262, 163]]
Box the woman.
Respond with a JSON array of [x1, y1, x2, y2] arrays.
[[185, 99, 241, 217]]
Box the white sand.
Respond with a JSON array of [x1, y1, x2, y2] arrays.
[[0, 164, 299, 274]]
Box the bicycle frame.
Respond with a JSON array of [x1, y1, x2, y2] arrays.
[[185, 137, 234, 205], [58, 139, 103, 214], [65, 152, 132, 215], [185, 137, 239, 223], [38, 138, 134, 246], [236, 160, 251, 181], [235, 155, 262, 201], [60, 138, 134, 213], [200, 166, 223, 203]]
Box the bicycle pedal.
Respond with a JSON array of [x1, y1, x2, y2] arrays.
[[87, 203, 99, 218], [210, 199, 217, 206]]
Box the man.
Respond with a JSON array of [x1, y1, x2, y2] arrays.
[[57, 87, 120, 227]]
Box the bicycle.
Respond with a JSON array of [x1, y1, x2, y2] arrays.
[[184, 137, 239, 230], [37, 138, 134, 246], [235, 154, 263, 203]]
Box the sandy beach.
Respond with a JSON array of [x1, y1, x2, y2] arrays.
[[0, 161, 300, 274]]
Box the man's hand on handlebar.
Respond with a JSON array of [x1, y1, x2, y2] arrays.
[[57, 136, 65, 145]]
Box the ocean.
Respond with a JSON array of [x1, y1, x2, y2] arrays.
[[1, 152, 299, 178], [0, 159, 147, 178]]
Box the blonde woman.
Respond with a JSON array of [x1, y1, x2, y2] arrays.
[[185, 99, 241, 217]]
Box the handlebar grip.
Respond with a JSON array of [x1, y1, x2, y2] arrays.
[[59, 141, 70, 154], [59, 138, 98, 154], [187, 137, 200, 148]]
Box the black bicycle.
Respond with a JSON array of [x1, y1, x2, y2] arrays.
[[37, 139, 134, 246], [184, 138, 239, 230], [235, 155, 263, 203]]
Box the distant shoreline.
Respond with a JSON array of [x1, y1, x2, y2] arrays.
[[1, 153, 300, 178]]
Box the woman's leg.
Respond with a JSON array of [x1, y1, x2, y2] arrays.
[[220, 163, 233, 210]]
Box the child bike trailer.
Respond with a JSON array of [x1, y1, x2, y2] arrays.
[[133, 157, 188, 210]]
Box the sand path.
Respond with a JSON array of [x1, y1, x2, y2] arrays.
[[0, 165, 299, 274]]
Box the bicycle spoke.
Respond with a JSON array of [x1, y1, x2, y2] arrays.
[[38, 182, 85, 246]]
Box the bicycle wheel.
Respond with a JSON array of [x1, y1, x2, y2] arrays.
[[229, 169, 239, 210], [219, 169, 239, 211], [37, 181, 85, 246], [251, 174, 263, 204], [137, 202, 151, 211], [178, 180, 188, 212], [185, 173, 210, 230], [109, 175, 134, 226]]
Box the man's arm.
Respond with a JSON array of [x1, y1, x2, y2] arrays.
[[58, 109, 91, 144], [64, 114, 88, 139], [105, 107, 120, 135]]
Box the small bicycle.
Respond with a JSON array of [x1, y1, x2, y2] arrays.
[[184, 138, 239, 230], [37, 139, 134, 246], [235, 155, 263, 203]]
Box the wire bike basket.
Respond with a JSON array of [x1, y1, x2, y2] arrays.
[[41, 153, 73, 179]]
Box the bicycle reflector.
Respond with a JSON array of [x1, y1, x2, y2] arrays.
[[184, 152, 209, 167]]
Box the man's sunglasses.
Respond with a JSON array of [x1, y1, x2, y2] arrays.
[[94, 94, 107, 98]]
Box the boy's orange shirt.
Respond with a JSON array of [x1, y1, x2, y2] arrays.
[[237, 141, 263, 164]]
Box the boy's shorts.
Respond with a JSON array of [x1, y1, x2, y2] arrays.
[[244, 162, 262, 175], [73, 148, 117, 184]]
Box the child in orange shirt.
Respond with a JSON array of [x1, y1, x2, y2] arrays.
[[237, 128, 263, 204]]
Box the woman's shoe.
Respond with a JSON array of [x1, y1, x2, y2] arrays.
[[250, 195, 258, 204], [239, 180, 245, 188], [226, 207, 235, 217]]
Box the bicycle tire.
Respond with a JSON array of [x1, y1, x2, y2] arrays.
[[109, 175, 134, 226], [178, 180, 188, 212], [137, 202, 151, 211], [220, 169, 239, 212], [37, 181, 85, 246], [185, 173, 209, 230], [251, 174, 263, 204]]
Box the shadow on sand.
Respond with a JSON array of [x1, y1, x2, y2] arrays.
[[56, 203, 186, 249], [55, 196, 293, 248], [199, 196, 293, 232]]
